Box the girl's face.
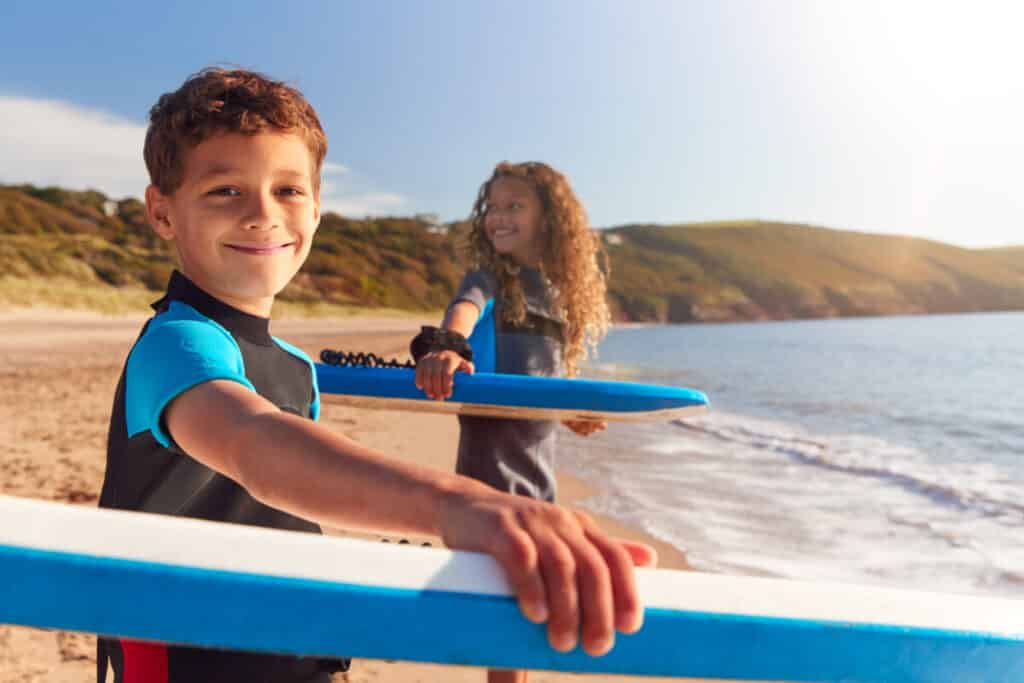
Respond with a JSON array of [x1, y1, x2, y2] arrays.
[[483, 176, 545, 267]]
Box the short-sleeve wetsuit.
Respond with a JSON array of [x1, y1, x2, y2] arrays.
[[96, 271, 346, 683], [451, 268, 564, 502]]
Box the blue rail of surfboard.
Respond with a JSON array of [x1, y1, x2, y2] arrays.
[[2, 542, 1022, 682], [315, 365, 708, 414]]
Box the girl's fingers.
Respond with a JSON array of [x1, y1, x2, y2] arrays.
[[415, 352, 468, 400], [442, 355, 460, 398], [421, 359, 446, 400], [432, 364, 449, 400]]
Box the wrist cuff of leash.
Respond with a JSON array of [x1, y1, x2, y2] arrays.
[[410, 326, 474, 363]]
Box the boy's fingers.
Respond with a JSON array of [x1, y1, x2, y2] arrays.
[[621, 539, 658, 568], [530, 528, 580, 653], [486, 519, 548, 624], [585, 529, 646, 635], [444, 496, 645, 658], [568, 531, 616, 655]]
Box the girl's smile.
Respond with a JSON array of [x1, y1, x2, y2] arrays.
[[484, 176, 544, 267]]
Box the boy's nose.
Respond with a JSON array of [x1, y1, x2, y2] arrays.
[[244, 192, 281, 230]]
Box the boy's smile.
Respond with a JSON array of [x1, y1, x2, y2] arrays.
[[484, 176, 544, 267], [146, 132, 320, 317]]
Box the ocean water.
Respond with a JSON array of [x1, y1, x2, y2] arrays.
[[565, 312, 1024, 597]]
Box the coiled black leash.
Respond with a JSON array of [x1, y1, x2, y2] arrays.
[[320, 349, 415, 369]]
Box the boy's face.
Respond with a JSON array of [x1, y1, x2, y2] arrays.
[[146, 132, 320, 316], [484, 176, 545, 267]]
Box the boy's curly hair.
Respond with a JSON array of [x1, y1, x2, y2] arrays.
[[465, 161, 610, 377], [144, 67, 327, 195]]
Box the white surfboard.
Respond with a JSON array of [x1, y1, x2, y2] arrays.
[[0, 494, 1021, 681]]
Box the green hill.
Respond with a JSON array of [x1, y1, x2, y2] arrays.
[[2, 184, 1022, 322], [0, 184, 460, 314], [604, 221, 1024, 322]]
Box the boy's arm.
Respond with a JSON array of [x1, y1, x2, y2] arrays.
[[415, 300, 478, 400], [164, 378, 654, 656]]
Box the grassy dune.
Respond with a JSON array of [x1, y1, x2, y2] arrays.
[[2, 184, 1022, 322]]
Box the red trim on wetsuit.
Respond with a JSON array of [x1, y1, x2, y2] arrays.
[[120, 640, 167, 683]]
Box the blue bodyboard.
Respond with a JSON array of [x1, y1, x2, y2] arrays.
[[315, 364, 708, 421]]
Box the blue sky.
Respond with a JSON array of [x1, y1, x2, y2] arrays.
[[1, 1, 1021, 247]]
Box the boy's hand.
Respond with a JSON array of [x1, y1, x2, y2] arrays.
[[415, 350, 474, 400], [438, 487, 656, 657], [562, 419, 607, 437]]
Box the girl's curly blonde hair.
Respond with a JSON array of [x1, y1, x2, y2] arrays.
[[465, 161, 610, 377]]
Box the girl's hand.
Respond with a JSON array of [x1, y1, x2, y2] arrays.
[[563, 419, 607, 437], [414, 350, 475, 400], [438, 485, 656, 657]]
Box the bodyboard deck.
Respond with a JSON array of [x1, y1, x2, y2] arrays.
[[1, 495, 1022, 682]]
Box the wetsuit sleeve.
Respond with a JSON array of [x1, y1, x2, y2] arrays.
[[451, 269, 497, 313], [125, 319, 255, 447]]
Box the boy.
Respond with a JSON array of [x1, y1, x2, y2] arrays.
[[96, 68, 653, 683]]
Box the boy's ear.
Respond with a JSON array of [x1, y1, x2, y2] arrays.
[[145, 185, 175, 240], [312, 187, 321, 229]]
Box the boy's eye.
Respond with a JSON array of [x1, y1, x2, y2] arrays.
[[207, 187, 240, 197], [277, 186, 305, 197]]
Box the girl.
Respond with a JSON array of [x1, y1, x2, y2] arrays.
[[412, 161, 610, 683]]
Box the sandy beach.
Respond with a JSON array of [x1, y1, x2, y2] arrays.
[[0, 310, 700, 683]]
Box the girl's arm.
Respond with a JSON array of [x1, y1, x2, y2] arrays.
[[441, 299, 479, 338], [415, 300, 478, 400]]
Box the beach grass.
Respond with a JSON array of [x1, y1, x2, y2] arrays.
[[0, 276, 155, 314], [0, 275, 440, 321]]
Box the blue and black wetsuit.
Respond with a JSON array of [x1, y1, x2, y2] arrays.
[[97, 271, 346, 683]]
